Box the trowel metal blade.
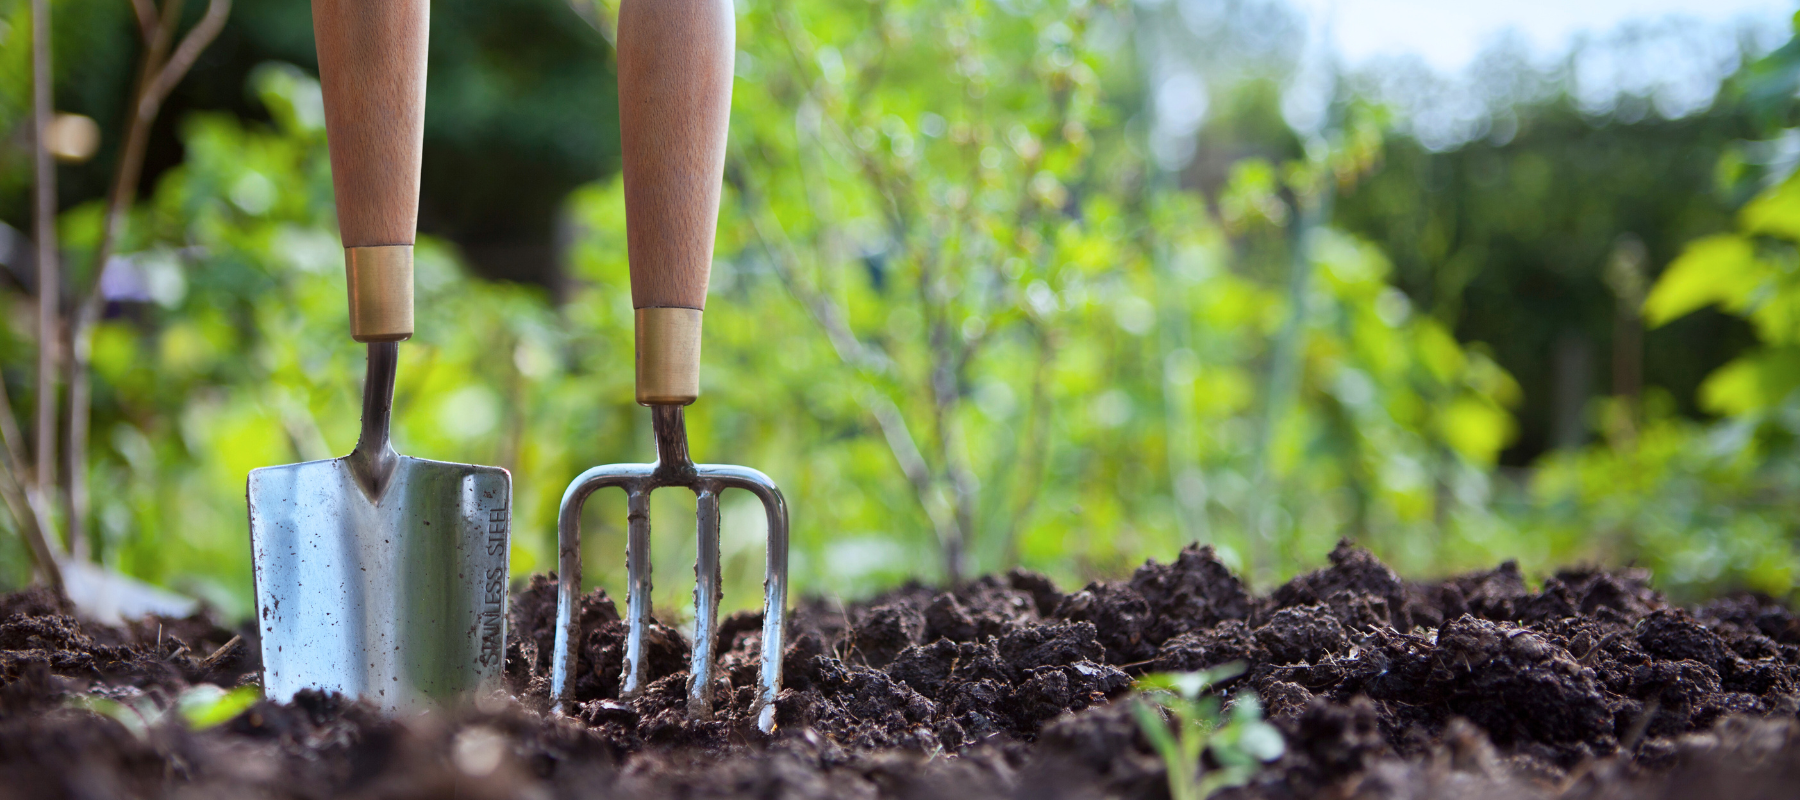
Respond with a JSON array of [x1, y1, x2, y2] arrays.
[[248, 454, 510, 712]]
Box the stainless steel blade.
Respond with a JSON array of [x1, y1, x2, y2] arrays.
[[248, 455, 510, 711], [247, 343, 511, 712]]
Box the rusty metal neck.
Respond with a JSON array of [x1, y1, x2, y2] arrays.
[[347, 342, 399, 500], [650, 404, 697, 482]]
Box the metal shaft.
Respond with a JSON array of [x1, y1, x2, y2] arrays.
[[651, 404, 695, 477], [346, 342, 399, 500]]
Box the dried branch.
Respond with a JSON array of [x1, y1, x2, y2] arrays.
[[30, 0, 60, 552], [63, 0, 231, 558], [129, 0, 156, 43], [0, 382, 63, 592], [143, 0, 231, 113], [195, 634, 242, 671], [82, 0, 231, 308]]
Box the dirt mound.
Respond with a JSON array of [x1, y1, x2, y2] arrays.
[[2, 541, 1800, 798]]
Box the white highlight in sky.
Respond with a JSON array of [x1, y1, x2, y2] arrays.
[[1301, 0, 1793, 73]]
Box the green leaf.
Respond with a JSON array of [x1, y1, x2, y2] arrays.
[[1742, 174, 1800, 241], [1131, 698, 1199, 800], [177, 684, 260, 730], [1698, 349, 1800, 416], [1438, 397, 1516, 464], [70, 695, 152, 740], [1238, 721, 1286, 762], [1643, 235, 1760, 327]]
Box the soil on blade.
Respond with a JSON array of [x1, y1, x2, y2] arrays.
[[3, 542, 1800, 798]]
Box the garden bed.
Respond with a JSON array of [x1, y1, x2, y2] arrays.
[[2, 542, 1798, 798]]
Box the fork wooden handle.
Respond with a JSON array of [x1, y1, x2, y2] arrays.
[[313, 0, 428, 343], [618, 0, 734, 404]]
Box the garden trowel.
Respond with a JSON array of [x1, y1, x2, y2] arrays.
[[246, 0, 511, 712]]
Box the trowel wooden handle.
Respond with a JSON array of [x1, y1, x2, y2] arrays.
[[313, 0, 428, 343], [618, 0, 734, 404]]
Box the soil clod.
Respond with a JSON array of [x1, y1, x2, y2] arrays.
[[4, 542, 1800, 797]]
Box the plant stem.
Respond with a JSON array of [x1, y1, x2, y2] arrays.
[[30, 0, 61, 554], [62, 0, 230, 560], [0, 382, 63, 592], [738, 190, 964, 581]]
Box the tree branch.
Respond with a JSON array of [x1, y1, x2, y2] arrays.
[[130, 0, 157, 44], [62, 0, 230, 560], [143, 0, 230, 115], [30, 0, 60, 556]]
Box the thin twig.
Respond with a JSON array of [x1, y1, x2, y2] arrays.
[[63, 0, 231, 558], [145, 0, 229, 108], [0, 444, 63, 593], [30, 0, 59, 542], [196, 634, 242, 671], [26, 0, 65, 569], [129, 0, 156, 42], [0, 369, 63, 590], [734, 173, 966, 576]]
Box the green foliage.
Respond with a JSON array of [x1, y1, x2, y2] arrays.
[[1132, 665, 1285, 800], [176, 684, 260, 729], [30, 64, 573, 614], [16, 0, 1798, 619], [687, 0, 1525, 585], [0, 0, 1539, 615], [72, 683, 258, 737], [1524, 399, 1799, 598], [1336, 60, 1758, 462], [1537, 29, 1800, 599]]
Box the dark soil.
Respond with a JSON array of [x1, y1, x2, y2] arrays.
[[5, 541, 1800, 798]]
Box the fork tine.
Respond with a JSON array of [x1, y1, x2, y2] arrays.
[[552, 428, 786, 728], [621, 488, 654, 698], [755, 487, 789, 731], [704, 466, 789, 732], [551, 467, 641, 714], [688, 487, 723, 719]]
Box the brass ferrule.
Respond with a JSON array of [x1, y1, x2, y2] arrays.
[[635, 307, 702, 405], [346, 245, 414, 343]]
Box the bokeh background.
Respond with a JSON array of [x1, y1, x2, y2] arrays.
[[4, 0, 1800, 624]]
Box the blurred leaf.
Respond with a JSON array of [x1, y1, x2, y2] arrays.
[[1438, 397, 1516, 465], [1698, 349, 1800, 416], [177, 685, 260, 730], [1741, 173, 1800, 241], [1644, 234, 1760, 326]]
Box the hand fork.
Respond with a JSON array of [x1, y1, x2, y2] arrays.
[[549, 0, 789, 732]]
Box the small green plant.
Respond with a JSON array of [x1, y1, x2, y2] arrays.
[[71, 684, 259, 738], [1131, 664, 1285, 800], [176, 684, 260, 729]]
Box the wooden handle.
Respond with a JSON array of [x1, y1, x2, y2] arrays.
[[618, 0, 734, 402], [313, 0, 427, 342]]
